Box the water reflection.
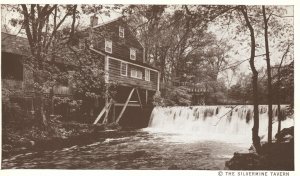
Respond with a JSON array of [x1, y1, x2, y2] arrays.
[[2, 130, 245, 169]]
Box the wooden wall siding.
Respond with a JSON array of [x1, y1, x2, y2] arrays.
[[150, 70, 158, 85], [92, 19, 144, 63], [53, 86, 72, 95], [108, 58, 158, 91]]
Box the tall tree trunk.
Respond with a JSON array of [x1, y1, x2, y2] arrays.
[[262, 6, 273, 144], [21, 5, 72, 126], [240, 6, 261, 153], [277, 43, 291, 136]]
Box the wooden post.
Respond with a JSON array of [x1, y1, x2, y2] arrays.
[[136, 88, 143, 109], [103, 55, 110, 123], [112, 103, 116, 122], [104, 90, 109, 122], [157, 72, 160, 91], [31, 97, 35, 115], [50, 87, 54, 116], [145, 89, 148, 105], [93, 99, 112, 124], [102, 102, 112, 124], [104, 56, 109, 83], [116, 88, 135, 123]]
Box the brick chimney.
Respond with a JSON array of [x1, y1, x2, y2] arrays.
[[90, 15, 98, 27]]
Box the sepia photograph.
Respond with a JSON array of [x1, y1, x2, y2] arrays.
[[0, 1, 296, 173]]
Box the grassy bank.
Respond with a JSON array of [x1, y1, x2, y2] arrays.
[[2, 116, 121, 159]]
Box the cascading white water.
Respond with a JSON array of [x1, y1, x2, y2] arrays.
[[145, 105, 294, 145]]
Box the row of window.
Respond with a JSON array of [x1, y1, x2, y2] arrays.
[[120, 62, 150, 81], [105, 39, 137, 60], [105, 26, 137, 60]]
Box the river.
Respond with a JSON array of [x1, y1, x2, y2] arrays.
[[1, 105, 293, 169]]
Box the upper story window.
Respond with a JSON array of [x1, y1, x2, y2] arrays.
[[105, 39, 112, 53], [131, 69, 143, 79], [119, 26, 125, 38], [130, 48, 136, 60], [145, 69, 150, 81], [120, 62, 128, 76]]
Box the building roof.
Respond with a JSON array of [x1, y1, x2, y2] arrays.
[[1, 21, 159, 71], [92, 16, 124, 29], [1, 32, 29, 55]]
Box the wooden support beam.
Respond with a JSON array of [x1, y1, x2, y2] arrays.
[[93, 99, 113, 125], [116, 88, 135, 124], [104, 55, 109, 83], [102, 102, 112, 124], [104, 90, 109, 123], [157, 72, 160, 91], [145, 89, 148, 105], [115, 103, 141, 107], [136, 88, 143, 109], [112, 103, 116, 122]]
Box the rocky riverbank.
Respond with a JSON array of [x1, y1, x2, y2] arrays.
[[225, 126, 294, 170], [2, 117, 122, 160]]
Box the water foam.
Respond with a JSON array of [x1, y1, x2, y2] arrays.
[[145, 105, 293, 145]]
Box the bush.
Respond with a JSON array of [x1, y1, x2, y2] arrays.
[[154, 85, 192, 106], [153, 91, 164, 106]]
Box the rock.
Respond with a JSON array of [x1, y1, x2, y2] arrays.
[[29, 140, 35, 146], [92, 124, 105, 132], [168, 164, 179, 170], [275, 126, 294, 143], [106, 122, 121, 130], [248, 144, 258, 154], [225, 152, 265, 170], [131, 150, 146, 158], [227, 140, 294, 170], [2, 144, 12, 152]]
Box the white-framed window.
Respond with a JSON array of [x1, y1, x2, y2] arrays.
[[131, 69, 143, 79], [130, 48, 136, 60], [119, 26, 124, 38], [120, 62, 127, 76], [105, 39, 112, 53], [145, 69, 150, 81]]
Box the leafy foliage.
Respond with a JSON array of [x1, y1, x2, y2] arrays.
[[154, 84, 192, 106]]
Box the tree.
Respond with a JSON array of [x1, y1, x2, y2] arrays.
[[125, 5, 233, 84], [260, 5, 293, 143], [153, 84, 192, 106], [19, 4, 79, 125], [262, 5, 273, 144], [275, 43, 293, 134], [239, 5, 261, 153], [125, 5, 234, 106]]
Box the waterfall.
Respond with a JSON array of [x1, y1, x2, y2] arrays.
[[145, 105, 294, 144]]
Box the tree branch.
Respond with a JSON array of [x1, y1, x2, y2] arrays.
[[69, 5, 77, 43], [21, 4, 35, 55]]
